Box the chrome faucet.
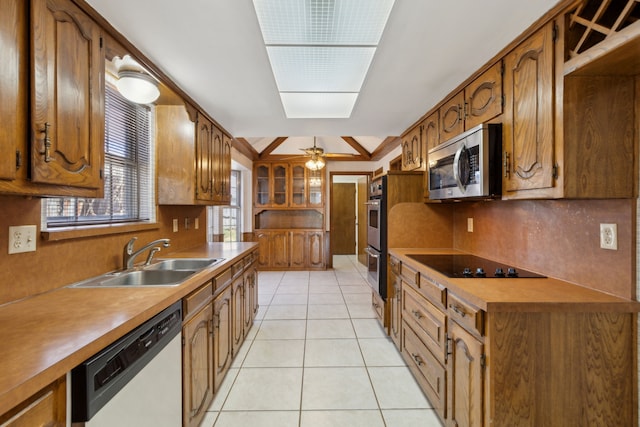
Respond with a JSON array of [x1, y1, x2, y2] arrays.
[[123, 237, 171, 269]]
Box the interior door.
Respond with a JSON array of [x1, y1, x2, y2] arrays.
[[331, 183, 356, 255]]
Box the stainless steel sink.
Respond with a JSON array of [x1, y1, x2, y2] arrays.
[[71, 269, 196, 288], [146, 258, 223, 271], [69, 257, 225, 288]]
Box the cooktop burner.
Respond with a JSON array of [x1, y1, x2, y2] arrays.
[[407, 254, 546, 279]]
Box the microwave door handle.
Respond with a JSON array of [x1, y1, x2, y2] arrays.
[[453, 144, 469, 192]]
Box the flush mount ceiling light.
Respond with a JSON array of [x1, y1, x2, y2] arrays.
[[116, 70, 160, 105], [253, 0, 395, 118], [112, 55, 160, 105]]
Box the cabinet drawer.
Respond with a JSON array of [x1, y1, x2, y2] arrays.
[[183, 282, 213, 317], [400, 262, 419, 287], [401, 321, 446, 420], [402, 285, 446, 361], [448, 292, 484, 336], [214, 268, 232, 292], [418, 272, 447, 310], [231, 259, 244, 278]]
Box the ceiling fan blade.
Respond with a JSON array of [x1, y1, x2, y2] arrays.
[[323, 153, 358, 157]]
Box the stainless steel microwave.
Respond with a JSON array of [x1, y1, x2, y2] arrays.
[[427, 123, 502, 200]]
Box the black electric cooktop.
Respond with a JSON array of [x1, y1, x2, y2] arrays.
[[407, 254, 546, 279]]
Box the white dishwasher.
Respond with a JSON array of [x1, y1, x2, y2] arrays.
[[71, 301, 182, 427]]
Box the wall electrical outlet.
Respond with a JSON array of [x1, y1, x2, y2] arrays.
[[467, 218, 474, 233], [172, 219, 179, 233], [8, 225, 37, 254], [600, 223, 618, 250]]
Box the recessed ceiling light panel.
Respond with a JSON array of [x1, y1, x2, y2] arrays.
[[267, 46, 375, 92], [280, 92, 358, 118], [254, 0, 395, 45]]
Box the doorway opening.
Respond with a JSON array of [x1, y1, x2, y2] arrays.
[[329, 171, 372, 269]]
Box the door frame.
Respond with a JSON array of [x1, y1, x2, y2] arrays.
[[328, 171, 372, 268]]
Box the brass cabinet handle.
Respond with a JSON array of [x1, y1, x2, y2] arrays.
[[411, 353, 424, 366], [450, 304, 466, 317], [40, 122, 52, 162], [411, 309, 423, 319], [503, 152, 510, 178]]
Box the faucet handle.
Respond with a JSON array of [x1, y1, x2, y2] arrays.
[[125, 237, 138, 254]]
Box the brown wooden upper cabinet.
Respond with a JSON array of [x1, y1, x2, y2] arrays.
[[254, 161, 324, 208], [156, 105, 232, 205], [439, 61, 503, 144], [31, 0, 105, 190], [0, 0, 104, 197], [502, 22, 555, 198], [401, 125, 423, 171]]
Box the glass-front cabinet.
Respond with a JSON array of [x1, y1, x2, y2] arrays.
[[290, 163, 306, 207], [254, 163, 289, 208]]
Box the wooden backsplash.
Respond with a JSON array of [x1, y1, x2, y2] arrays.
[[0, 196, 207, 305], [452, 199, 635, 299]]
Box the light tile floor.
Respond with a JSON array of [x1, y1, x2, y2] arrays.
[[201, 255, 443, 427]]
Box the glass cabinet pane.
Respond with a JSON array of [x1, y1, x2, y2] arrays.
[[273, 164, 287, 206], [291, 164, 305, 206], [256, 165, 270, 206], [308, 169, 323, 206]]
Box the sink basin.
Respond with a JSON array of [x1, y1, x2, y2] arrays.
[[71, 269, 196, 288], [146, 258, 223, 271], [69, 257, 225, 288]]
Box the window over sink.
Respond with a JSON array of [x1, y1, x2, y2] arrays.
[[42, 83, 155, 229]]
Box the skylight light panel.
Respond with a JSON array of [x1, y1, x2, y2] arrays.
[[280, 92, 358, 118], [254, 0, 395, 45], [267, 46, 375, 92], [252, 0, 395, 118]]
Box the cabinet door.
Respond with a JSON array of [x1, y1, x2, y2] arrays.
[[464, 61, 503, 130], [231, 275, 244, 355], [270, 231, 290, 268], [290, 231, 307, 268], [211, 127, 230, 204], [401, 126, 422, 171], [0, 376, 66, 426], [0, 0, 25, 181], [388, 257, 401, 349], [256, 232, 271, 268], [196, 114, 213, 201], [308, 231, 325, 269], [503, 22, 555, 196], [182, 304, 214, 427], [31, 0, 104, 189], [254, 163, 271, 207], [243, 263, 257, 330], [290, 163, 306, 207], [272, 163, 288, 207], [447, 320, 484, 427], [439, 91, 464, 143], [213, 287, 232, 391]]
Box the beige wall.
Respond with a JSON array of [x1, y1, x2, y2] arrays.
[[0, 196, 206, 305]]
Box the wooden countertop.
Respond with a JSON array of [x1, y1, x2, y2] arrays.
[[389, 248, 640, 313], [0, 242, 258, 416]]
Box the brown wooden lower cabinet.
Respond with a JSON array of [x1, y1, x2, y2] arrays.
[[182, 250, 258, 427], [0, 376, 65, 426], [399, 261, 637, 427], [256, 229, 325, 270]]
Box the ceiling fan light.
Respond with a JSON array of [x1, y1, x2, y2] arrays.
[[305, 156, 325, 170], [116, 70, 160, 104]]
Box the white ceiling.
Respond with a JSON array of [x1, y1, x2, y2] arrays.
[[86, 0, 559, 154]]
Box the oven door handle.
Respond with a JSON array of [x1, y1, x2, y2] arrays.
[[365, 200, 380, 206], [365, 247, 380, 258]]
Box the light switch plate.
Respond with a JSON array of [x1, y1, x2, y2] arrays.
[[8, 225, 37, 254], [467, 218, 474, 233], [172, 219, 179, 233]]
